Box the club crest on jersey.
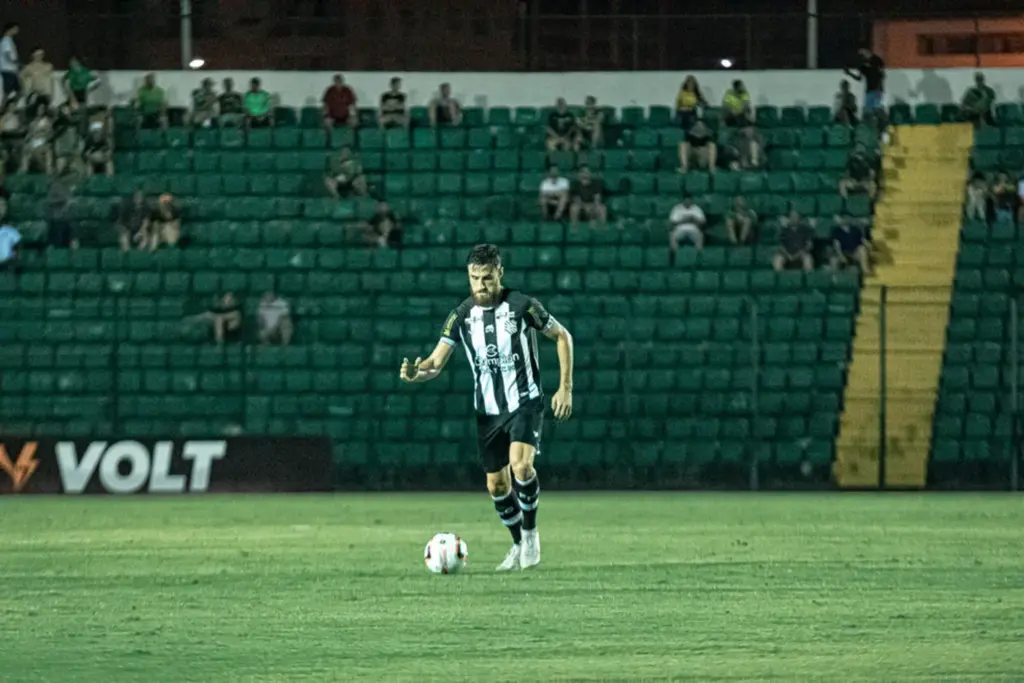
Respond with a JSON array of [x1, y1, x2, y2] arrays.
[[504, 318, 518, 335], [485, 324, 495, 333]]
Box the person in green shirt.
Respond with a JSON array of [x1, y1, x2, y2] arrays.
[[61, 56, 98, 109], [961, 72, 995, 126], [190, 77, 217, 128], [721, 79, 752, 127], [243, 77, 273, 128], [135, 72, 167, 130]]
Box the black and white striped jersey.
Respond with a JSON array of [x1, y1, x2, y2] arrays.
[[439, 289, 556, 416]]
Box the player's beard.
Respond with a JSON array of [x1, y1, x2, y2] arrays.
[[473, 290, 495, 306]]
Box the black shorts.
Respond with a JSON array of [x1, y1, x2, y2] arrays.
[[1, 71, 20, 99], [476, 399, 544, 473]]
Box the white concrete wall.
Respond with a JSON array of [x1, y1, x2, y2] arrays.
[[43, 69, 1024, 111]]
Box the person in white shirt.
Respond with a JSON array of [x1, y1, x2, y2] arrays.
[[258, 291, 293, 346], [0, 222, 22, 274], [0, 23, 20, 109], [538, 166, 570, 221], [669, 196, 706, 263]]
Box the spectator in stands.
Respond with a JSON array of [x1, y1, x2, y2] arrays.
[[726, 195, 757, 244], [674, 75, 706, 131], [965, 172, 988, 221], [0, 23, 20, 109], [149, 193, 181, 250], [831, 213, 873, 276], [20, 48, 53, 112], [366, 200, 401, 249], [845, 47, 886, 133], [21, 104, 54, 174], [53, 103, 83, 176], [0, 219, 20, 276], [678, 116, 716, 173], [244, 78, 273, 128], [190, 78, 218, 128], [0, 100, 24, 172], [834, 80, 858, 126], [325, 147, 368, 198], [839, 142, 878, 200], [62, 56, 98, 110], [569, 167, 607, 231], [322, 73, 357, 132], [379, 77, 407, 129], [774, 210, 815, 272], [726, 125, 764, 170], [991, 172, 1017, 224], [83, 118, 113, 177], [135, 73, 167, 130], [115, 189, 149, 252], [576, 95, 604, 148], [546, 97, 579, 152], [539, 165, 570, 221], [668, 195, 706, 261], [45, 178, 74, 248], [201, 292, 243, 345], [961, 72, 996, 127], [218, 77, 244, 127], [429, 83, 462, 127], [258, 291, 293, 346], [721, 80, 752, 127]]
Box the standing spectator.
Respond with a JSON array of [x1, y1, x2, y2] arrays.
[[546, 97, 579, 152], [53, 103, 83, 176], [721, 80, 752, 127], [844, 47, 886, 129], [668, 195, 707, 261], [322, 73, 357, 131], [0, 219, 20, 276], [258, 291, 293, 346], [539, 166, 570, 221], [674, 75, 706, 131], [135, 73, 168, 130], [82, 118, 113, 177], [834, 80, 858, 125], [991, 172, 1017, 225], [964, 172, 988, 221], [679, 117, 717, 173], [774, 210, 815, 272], [62, 56, 98, 110], [366, 200, 401, 249], [961, 72, 996, 127], [218, 77, 244, 127], [839, 142, 878, 200], [45, 178, 74, 248], [115, 189, 149, 252], [149, 193, 181, 250], [576, 95, 604, 148], [429, 83, 462, 127], [726, 195, 757, 244], [21, 104, 54, 174], [0, 23, 20, 109], [0, 100, 24, 173], [190, 78, 218, 128], [569, 167, 607, 231], [379, 77, 407, 129], [20, 48, 53, 112], [244, 77, 273, 128], [831, 213, 873, 276], [325, 147, 368, 198]]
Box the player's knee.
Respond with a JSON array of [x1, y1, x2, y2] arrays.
[[509, 443, 536, 478]]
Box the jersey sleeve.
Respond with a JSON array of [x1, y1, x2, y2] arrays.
[[525, 297, 556, 334], [439, 308, 462, 346]]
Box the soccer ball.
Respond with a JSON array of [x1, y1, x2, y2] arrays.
[[424, 533, 468, 574]]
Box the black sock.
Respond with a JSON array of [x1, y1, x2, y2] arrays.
[[514, 473, 540, 531], [492, 490, 522, 544]]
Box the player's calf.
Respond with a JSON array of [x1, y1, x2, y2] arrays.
[[487, 469, 523, 546]]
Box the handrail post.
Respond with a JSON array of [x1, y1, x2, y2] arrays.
[[749, 297, 760, 491], [878, 285, 887, 489], [1011, 297, 1019, 491]]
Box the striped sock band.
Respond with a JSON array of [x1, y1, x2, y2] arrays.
[[514, 473, 540, 531], [492, 489, 523, 544]]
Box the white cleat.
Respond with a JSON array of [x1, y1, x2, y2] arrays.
[[496, 544, 521, 571], [520, 529, 541, 569]]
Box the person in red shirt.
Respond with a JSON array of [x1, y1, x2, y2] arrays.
[[322, 73, 357, 131]]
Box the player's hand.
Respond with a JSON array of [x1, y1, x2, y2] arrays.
[[400, 357, 422, 382], [551, 386, 573, 421]]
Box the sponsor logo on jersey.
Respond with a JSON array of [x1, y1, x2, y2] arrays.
[[475, 349, 520, 372], [485, 324, 495, 333]]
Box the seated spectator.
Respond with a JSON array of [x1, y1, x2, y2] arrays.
[[325, 147, 368, 198], [830, 213, 873, 276], [61, 56, 98, 110], [774, 210, 815, 272], [149, 193, 181, 250], [53, 103, 83, 176], [218, 77, 245, 127], [243, 77, 273, 128], [539, 166, 570, 220], [721, 80, 752, 127], [135, 73, 167, 130], [668, 195, 706, 262], [429, 83, 462, 127], [674, 75, 706, 130], [834, 79, 858, 126], [82, 118, 113, 177], [839, 142, 877, 200], [576, 95, 604, 148], [195, 292, 242, 345], [679, 116, 716, 173], [722, 125, 764, 170], [961, 72, 995, 127], [45, 178, 74, 248], [991, 172, 1017, 224], [0, 219, 20, 275], [546, 97, 579, 152], [190, 78, 217, 128], [569, 167, 607, 231], [322, 73, 357, 131], [21, 104, 54, 175], [258, 291, 293, 346], [366, 200, 401, 249], [0, 100, 25, 172], [115, 189, 149, 252], [965, 172, 987, 221], [379, 77, 407, 129], [20, 48, 54, 112], [726, 195, 757, 244]]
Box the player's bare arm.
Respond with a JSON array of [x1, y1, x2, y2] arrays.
[[543, 320, 574, 421], [399, 341, 454, 383]]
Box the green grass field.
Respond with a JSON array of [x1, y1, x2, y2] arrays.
[[2, 493, 1022, 682]]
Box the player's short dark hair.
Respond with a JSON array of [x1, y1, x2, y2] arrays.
[[466, 244, 501, 268]]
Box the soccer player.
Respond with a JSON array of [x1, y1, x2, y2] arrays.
[[399, 244, 574, 571]]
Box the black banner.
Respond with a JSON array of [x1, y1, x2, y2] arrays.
[[0, 437, 332, 494]]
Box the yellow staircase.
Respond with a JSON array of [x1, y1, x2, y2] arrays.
[[834, 124, 974, 488]]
